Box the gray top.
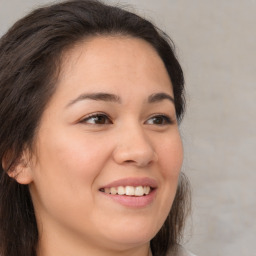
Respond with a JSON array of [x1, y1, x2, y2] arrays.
[[167, 246, 196, 256]]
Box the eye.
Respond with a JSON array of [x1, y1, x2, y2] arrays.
[[145, 115, 173, 125], [79, 113, 112, 125]]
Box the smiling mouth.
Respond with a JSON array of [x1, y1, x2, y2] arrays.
[[99, 186, 153, 196]]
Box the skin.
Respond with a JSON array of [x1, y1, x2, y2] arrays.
[[14, 36, 183, 256]]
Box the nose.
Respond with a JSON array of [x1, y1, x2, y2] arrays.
[[112, 125, 158, 167]]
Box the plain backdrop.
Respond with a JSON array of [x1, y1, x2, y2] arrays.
[[1, 1, 256, 256]]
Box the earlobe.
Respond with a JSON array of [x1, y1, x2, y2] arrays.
[[5, 152, 34, 185], [7, 160, 33, 184]]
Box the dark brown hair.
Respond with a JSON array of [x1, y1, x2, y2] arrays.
[[0, 1, 190, 255]]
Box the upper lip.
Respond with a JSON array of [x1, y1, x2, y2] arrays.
[[100, 177, 158, 189]]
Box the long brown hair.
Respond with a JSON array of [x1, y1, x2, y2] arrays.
[[0, 1, 190, 255]]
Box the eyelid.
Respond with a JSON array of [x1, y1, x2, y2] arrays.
[[144, 114, 175, 125], [79, 112, 113, 124], [77, 112, 175, 126]]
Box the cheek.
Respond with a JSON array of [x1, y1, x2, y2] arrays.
[[158, 134, 183, 179], [37, 129, 111, 177], [30, 131, 114, 230], [31, 130, 113, 208], [158, 134, 183, 201]]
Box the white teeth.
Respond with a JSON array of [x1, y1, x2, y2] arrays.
[[135, 186, 144, 196], [125, 186, 135, 196], [117, 186, 125, 195], [102, 186, 151, 196], [110, 187, 117, 195], [144, 186, 150, 195]]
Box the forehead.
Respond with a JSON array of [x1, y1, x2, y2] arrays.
[[53, 36, 173, 104], [60, 36, 170, 79]]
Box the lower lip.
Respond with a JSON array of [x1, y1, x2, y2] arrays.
[[100, 189, 157, 208]]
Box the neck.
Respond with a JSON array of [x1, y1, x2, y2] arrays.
[[37, 230, 152, 256], [38, 244, 152, 256]]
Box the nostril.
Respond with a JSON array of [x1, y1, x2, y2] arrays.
[[124, 160, 134, 163], [112, 145, 157, 167]]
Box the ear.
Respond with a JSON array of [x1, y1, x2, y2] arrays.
[[5, 151, 34, 185]]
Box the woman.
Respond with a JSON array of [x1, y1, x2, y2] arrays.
[[0, 1, 193, 255]]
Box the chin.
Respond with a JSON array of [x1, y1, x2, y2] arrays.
[[97, 221, 160, 250]]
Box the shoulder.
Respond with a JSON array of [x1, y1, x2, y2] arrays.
[[167, 246, 197, 256]]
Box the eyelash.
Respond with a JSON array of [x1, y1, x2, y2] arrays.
[[79, 112, 112, 125], [79, 113, 174, 126], [145, 114, 174, 125]]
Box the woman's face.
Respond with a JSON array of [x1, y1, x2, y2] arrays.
[[28, 36, 183, 254]]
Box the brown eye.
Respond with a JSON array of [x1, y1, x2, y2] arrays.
[[80, 114, 112, 125], [145, 115, 172, 125]]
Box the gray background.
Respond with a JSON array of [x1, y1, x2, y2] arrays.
[[1, 0, 255, 256]]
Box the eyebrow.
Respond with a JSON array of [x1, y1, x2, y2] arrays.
[[66, 92, 121, 107], [148, 93, 174, 104], [66, 92, 174, 108]]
